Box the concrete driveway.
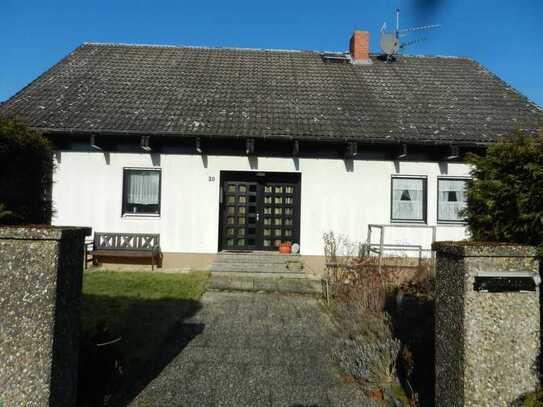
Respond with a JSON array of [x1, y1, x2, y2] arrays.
[[130, 291, 367, 407]]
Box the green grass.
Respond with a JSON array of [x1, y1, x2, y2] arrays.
[[81, 270, 209, 374]]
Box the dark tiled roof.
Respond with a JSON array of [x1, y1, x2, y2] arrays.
[[2, 43, 542, 145]]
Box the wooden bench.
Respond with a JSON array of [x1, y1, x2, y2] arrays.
[[86, 233, 162, 270]]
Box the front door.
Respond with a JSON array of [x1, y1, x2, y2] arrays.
[[219, 172, 301, 251]]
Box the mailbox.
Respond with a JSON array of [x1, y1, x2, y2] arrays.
[[474, 271, 541, 292]]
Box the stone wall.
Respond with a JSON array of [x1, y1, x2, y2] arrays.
[[0, 226, 90, 407], [433, 241, 540, 407]]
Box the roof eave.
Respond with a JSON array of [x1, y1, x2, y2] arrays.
[[35, 127, 493, 148]]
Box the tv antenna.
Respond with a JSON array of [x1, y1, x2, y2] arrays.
[[379, 8, 440, 61]]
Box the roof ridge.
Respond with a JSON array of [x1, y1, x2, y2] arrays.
[[398, 53, 472, 59], [82, 42, 325, 54], [82, 42, 474, 60]]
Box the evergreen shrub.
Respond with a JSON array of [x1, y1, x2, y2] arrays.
[[0, 115, 53, 224]]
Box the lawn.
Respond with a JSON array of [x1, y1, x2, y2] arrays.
[[80, 270, 209, 401]]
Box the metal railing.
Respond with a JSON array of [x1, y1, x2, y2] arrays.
[[365, 224, 437, 273]]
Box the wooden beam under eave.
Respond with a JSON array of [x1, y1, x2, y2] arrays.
[[292, 140, 300, 156], [90, 134, 102, 151], [397, 143, 408, 159], [246, 138, 255, 155], [345, 142, 358, 158], [140, 135, 152, 152], [446, 145, 460, 160]]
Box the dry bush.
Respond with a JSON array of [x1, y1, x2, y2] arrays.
[[324, 231, 391, 313], [324, 232, 435, 405], [334, 323, 401, 390], [331, 306, 407, 403], [324, 230, 435, 313], [323, 231, 364, 268], [397, 271, 435, 301], [330, 266, 393, 314]]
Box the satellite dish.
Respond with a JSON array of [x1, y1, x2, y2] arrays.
[[378, 8, 440, 61], [379, 32, 399, 55]]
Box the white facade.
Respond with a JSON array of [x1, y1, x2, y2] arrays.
[[52, 150, 470, 257]]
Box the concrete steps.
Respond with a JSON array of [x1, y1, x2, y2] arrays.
[[209, 251, 304, 275], [208, 251, 321, 294]]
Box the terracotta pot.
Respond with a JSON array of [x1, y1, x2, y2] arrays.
[[369, 388, 384, 400], [278, 241, 292, 254]]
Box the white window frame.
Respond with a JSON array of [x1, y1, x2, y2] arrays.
[[122, 167, 162, 217], [390, 175, 427, 224], [437, 177, 470, 224]]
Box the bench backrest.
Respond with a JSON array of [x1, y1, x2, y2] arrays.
[[94, 233, 160, 251]]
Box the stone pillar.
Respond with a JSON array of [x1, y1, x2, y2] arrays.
[[0, 226, 91, 407], [433, 241, 540, 407]]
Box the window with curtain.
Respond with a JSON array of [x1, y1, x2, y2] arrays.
[[122, 169, 161, 215], [391, 177, 426, 222], [438, 178, 468, 222]]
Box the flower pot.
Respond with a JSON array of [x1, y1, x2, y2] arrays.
[[278, 241, 292, 254], [369, 388, 384, 401]]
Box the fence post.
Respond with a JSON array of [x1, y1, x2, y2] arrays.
[[0, 226, 91, 407], [433, 241, 540, 406]]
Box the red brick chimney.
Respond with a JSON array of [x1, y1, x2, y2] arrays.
[[349, 31, 371, 64]]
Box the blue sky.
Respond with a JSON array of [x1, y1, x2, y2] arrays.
[[2, 0, 543, 106]]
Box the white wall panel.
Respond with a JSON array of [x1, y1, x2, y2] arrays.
[[52, 151, 472, 256]]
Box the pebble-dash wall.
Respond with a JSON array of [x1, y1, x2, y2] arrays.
[[0, 226, 90, 407], [433, 241, 540, 407]]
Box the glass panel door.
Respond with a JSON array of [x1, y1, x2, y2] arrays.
[[261, 182, 296, 249], [220, 172, 300, 251], [222, 181, 258, 250]]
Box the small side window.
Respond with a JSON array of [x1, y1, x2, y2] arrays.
[[391, 177, 426, 222], [438, 178, 468, 223], [122, 169, 161, 215]]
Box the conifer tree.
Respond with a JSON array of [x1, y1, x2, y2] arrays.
[[463, 131, 543, 255]]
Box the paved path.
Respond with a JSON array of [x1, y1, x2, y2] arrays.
[[130, 291, 367, 406]]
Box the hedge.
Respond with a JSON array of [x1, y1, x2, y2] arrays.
[[0, 115, 53, 224]]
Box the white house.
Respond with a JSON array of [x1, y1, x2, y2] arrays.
[[2, 32, 542, 274]]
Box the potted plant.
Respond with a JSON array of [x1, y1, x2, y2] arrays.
[[279, 241, 292, 254]]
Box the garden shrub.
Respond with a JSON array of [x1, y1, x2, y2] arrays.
[[332, 310, 402, 392], [334, 328, 401, 390], [323, 231, 394, 313], [324, 232, 435, 405], [0, 115, 53, 224], [463, 131, 543, 254], [329, 301, 412, 402], [331, 266, 392, 313]]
